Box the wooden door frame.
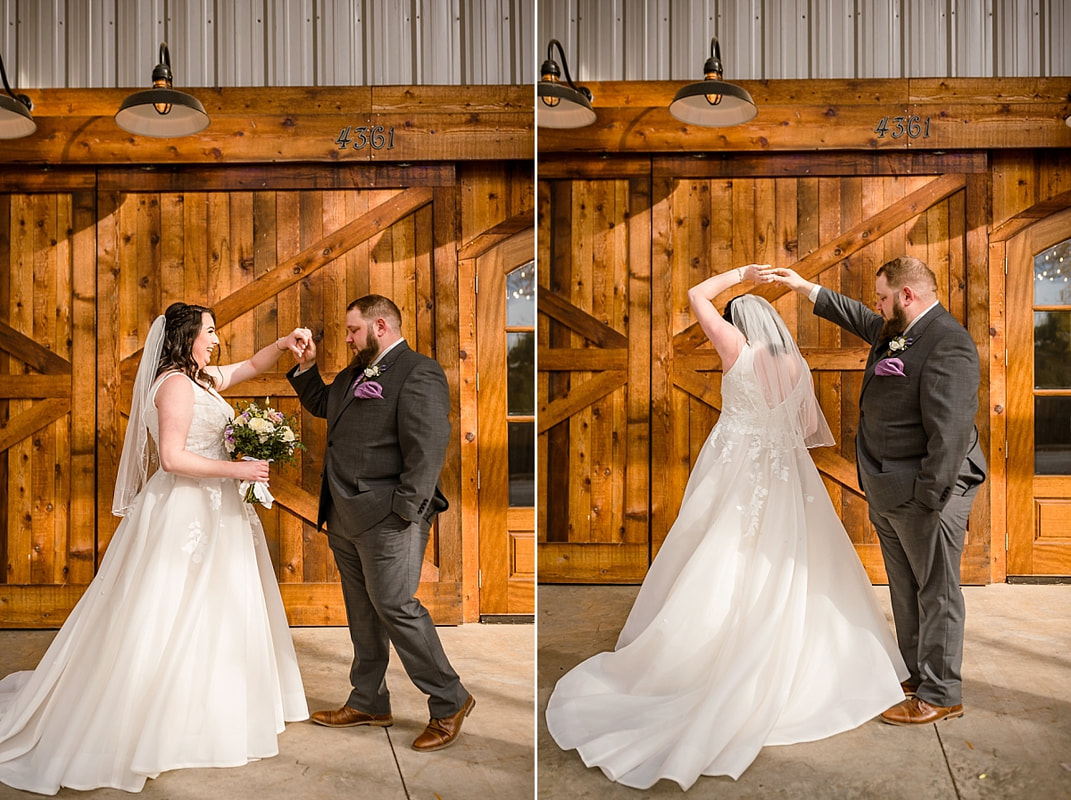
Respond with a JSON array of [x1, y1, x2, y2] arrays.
[[472, 225, 536, 616], [1005, 206, 1071, 576]]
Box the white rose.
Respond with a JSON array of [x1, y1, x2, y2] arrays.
[[280, 427, 296, 443], [248, 417, 275, 435]]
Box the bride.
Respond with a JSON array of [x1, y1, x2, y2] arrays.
[[0, 303, 311, 794], [545, 264, 909, 791]]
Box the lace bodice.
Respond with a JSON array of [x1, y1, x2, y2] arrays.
[[716, 346, 807, 446], [146, 374, 234, 461]]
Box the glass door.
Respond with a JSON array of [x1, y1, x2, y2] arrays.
[[1008, 208, 1071, 575]]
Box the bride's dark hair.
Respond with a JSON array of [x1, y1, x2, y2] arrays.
[[722, 295, 789, 353], [157, 302, 217, 388]]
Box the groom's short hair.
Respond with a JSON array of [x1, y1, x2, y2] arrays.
[[877, 256, 938, 295], [348, 295, 402, 331]]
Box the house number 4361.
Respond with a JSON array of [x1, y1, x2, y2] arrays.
[[337, 125, 396, 150], [874, 115, 931, 139]]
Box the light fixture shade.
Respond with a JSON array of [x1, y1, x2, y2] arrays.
[[0, 93, 36, 138], [115, 88, 209, 137], [538, 82, 596, 129], [669, 81, 757, 127]]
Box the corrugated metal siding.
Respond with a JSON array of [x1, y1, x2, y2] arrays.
[[539, 0, 1071, 82], [0, 0, 535, 89]]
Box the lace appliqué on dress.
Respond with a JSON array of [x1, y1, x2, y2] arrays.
[[182, 520, 208, 563]]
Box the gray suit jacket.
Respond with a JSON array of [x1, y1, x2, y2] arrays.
[[814, 288, 986, 513], [288, 341, 451, 535]]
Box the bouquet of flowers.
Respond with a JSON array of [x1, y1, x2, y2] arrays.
[[224, 399, 304, 506]]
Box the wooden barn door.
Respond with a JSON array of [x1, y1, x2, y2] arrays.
[[537, 174, 652, 581], [90, 168, 465, 626], [0, 185, 98, 622], [650, 158, 991, 583], [538, 156, 990, 585], [1007, 206, 1071, 576]]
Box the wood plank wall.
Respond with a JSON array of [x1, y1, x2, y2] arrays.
[[539, 148, 1071, 585], [0, 161, 534, 627]]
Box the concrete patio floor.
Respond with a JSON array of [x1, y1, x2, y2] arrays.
[[0, 622, 534, 799], [538, 584, 1071, 799]]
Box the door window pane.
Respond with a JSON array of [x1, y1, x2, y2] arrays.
[[1034, 240, 1071, 306], [508, 422, 535, 506], [1035, 396, 1071, 475], [507, 331, 534, 415], [506, 260, 535, 327], [1034, 311, 1071, 389]]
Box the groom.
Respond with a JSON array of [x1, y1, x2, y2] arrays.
[[767, 257, 986, 725], [288, 294, 474, 751]]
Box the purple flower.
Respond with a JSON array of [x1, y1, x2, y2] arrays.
[[874, 357, 906, 377], [354, 380, 383, 399]]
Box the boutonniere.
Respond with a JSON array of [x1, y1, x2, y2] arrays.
[[363, 364, 382, 379], [888, 335, 913, 353]]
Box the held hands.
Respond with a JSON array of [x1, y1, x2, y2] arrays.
[[278, 328, 314, 359], [738, 264, 768, 283], [294, 331, 317, 369], [758, 266, 810, 293]]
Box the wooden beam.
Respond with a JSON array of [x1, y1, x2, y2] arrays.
[[265, 478, 320, 526], [0, 375, 70, 398], [0, 87, 533, 165], [670, 367, 724, 410], [538, 290, 630, 348], [0, 398, 70, 453], [539, 78, 1071, 154], [538, 371, 627, 433], [990, 188, 1071, 242], [0, 321, 72, 375], [538, 543, 649, 583], [673, 347, 870, 372], [456, 210, 535, 260], [537, 347, 628, 371], [651, 151, 989, 179], [97, 163, 457, 192], [811, 449, 863, 494]]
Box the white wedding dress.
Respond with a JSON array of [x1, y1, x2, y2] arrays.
[[0, 375, 308, 795], [546, 345, 909, 791]]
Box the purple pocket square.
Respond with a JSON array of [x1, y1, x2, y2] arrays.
[[353, 380, 383, 399], [874, 357, 906, 377]]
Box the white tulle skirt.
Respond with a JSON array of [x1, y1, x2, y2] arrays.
[[0, 470, 308, 795], [546, 425, 908, 791]]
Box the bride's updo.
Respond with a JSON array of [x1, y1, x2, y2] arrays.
[[722, 295, 790, 353], [157, 302, 217, 388]]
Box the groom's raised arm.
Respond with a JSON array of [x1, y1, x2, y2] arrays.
[[762, 267, 883, 345]]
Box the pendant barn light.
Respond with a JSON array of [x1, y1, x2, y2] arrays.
[[538, 39, 596, 129], [0, 51, 36, 139], [115, 42, 209, 137], [669, 37, 757, 127]]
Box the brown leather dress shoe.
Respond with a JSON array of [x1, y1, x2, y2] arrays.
[[310, 705, 393, 728], [880, 697, 963, 726], [901, 680, 919, 697], [411, 694, 476, 752]]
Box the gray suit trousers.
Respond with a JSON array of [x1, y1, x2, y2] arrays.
[[867, 478, 978, 707], [326, 502, 468, 719]]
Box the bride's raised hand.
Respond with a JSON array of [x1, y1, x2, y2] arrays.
[[739, 264, 769, 283], [279, 328, 313, 358]]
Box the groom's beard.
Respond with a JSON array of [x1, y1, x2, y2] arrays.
[[880, 297, 909, 339], [351, 338, 381, 369]]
